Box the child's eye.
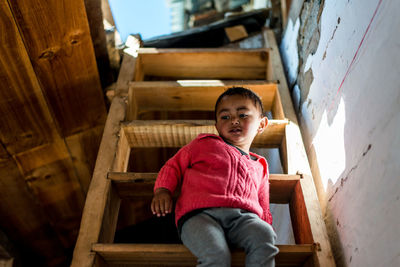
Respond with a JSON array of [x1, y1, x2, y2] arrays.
[[239, 114, 248, 118], [220, 115, 230, 120]]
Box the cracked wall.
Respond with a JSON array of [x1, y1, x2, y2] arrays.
[[280, 0, 400, 266]]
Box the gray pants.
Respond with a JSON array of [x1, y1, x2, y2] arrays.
[[180, 208, 279, 267]]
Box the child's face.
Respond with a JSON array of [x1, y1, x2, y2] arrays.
[[215, 95, 267, 153]]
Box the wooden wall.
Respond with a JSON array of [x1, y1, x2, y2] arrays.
[[0, 0, 107, 265]]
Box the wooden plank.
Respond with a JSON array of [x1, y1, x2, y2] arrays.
[[0, 1, 58, 154], [71, 51, 136, 267], [0, 157, 67, 266], [272, 85, 285, 119], [138, 48, 269, 79], [98, 124, 132, 243], [92, 243, 314, 267], [134, 56, 145, 83], [263, 29, 336, 266], [98, 184, 121, 244], [129, 81, 278, 115], [116, 54, 137, 95], [9, 0, 107, 137], [290, 181, 314, 244], [280, 130, 289, 174], [14, 140, 86, 248], [71, 95, 127, 267], [115, 54, 138, 120], [65, 125, 104, 194], [112, 128, 131, 173], [224, 25, 248, 42], [122, 120, 288, 148], [270, 175, 300, 204], [108, 172, 300, 204], [281, 0, 288, 30]]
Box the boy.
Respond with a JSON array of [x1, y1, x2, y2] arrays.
[[151, 87, 278, 266]]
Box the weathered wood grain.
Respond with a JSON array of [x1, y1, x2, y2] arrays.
[[129, 80, 278, 114], [0, 1, 58, 154], [137, 48, 269, 79], [14, 140, 85, 249], [65, 125, 104, 194], [122, 119, 288, 148], [0, 157, 67, 266], [109, 172, 300, 204], [8, 0, 107, 137], [290, 181, 314, 244], [92, 243, 314, 267]]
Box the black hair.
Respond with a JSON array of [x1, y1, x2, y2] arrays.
[[214, 87, 264, 120]]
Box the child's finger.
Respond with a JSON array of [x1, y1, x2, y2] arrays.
[[151, 199, 157, 215], [153, 199, 162, 216], [164, 198, 172, 214], [158, 198, 165, 216], [161, 199, 169, 216]]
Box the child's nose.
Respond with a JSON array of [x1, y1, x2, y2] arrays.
[[231, 116, 240, 124]]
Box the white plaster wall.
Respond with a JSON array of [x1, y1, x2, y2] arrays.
[[280, 0, 400, 266]]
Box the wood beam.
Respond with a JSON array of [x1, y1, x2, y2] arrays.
[[129, 81, 278, 115], [121, 119, 288, 148], [92, 243, 314, 267], [137, 48, 269, 79], [65, 125, 104, 194], [0, 158, 67, 265], [108, 172, 300, 204]]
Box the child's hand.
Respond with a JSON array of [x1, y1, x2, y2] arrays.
[[151, 188, 172, 217]]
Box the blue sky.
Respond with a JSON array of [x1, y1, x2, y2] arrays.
[[109, 0, 171, 42]]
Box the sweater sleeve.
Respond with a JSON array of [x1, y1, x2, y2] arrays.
[[154, 143, 191, 194], [258, 160, 273, 225]]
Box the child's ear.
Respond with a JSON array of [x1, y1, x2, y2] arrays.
[[257, 117, 268, 134]]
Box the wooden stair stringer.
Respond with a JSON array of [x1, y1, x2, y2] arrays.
[[71, 54, 137, 267], [263, 28, 335, 266]]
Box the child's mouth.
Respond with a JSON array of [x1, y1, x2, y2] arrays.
[[229, 128, 242, 134]]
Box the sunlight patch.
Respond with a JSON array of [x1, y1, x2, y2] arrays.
[[312, 97, 346, 189]]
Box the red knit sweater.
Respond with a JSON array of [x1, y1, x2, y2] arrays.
[[154, 134, 272, 226]]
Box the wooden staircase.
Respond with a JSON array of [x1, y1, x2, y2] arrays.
[[71, 29, 335, 267]]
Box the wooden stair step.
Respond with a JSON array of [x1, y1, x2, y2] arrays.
[[121, 119, 289, 148], [130, 80, 279, 113], [108, 172, 300, 204], [137, 48, 270, 79], [92, 243, 315, 267]]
